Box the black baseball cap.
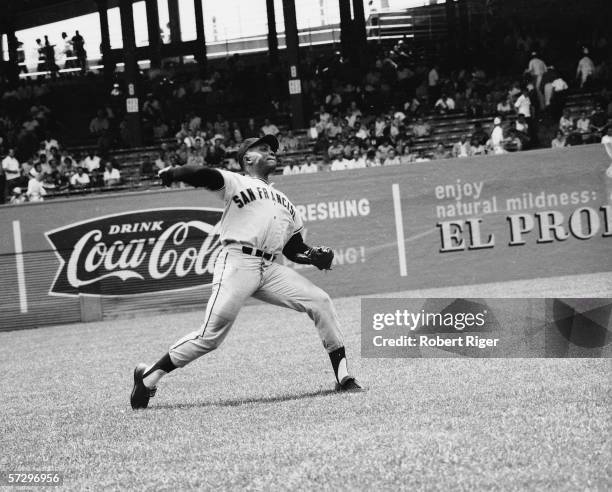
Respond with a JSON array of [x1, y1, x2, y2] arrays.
[[237, 135, 279, 165]]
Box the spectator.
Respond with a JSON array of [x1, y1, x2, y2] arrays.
[[344, 150, 358, 170], [300, 156, 319, 174], [261, 118, 280, 137], [282, 160, 301, 175], [399, 145, 415, 165], [559, 109, 574, 136], [525, 52, 547, 108], [411, 118, 432, 138], [29, 162, 43, 180], [428, 64, 440, 103], [470, 122, 488, 148], [153, 119, 169, 139], [213, 114, 229, 138], [391, 105, 406, 124], [325, 90, 342, 110], [377, 139, 394, 161], [37, 154, 51, 175], [516, 114, 529, 135], [103, 161, 121, 187], [60, 32, 73, 69], [89, 110, 110, 136], [327, 138, 345, 161], [326, 116, 343, 139], [2, 148, 22, 194], [70, 167, 90, 189], [27, 171, 47, 202], [434, 93, 456, 113], [45, 169, 69, 192], [206, 138, 226, 167], [43, 133, 60, 157], [549, 72, 569, 120], [576, 111, 591, 134], [350, 149, 366, 169], [490, 117, 505, 154], [230, 122, 243, 143], [187, 147, 205, 166], [175, 123, 190, 144], [364, 149, 381, 167], [589, 104, 608, 134], [10, 187, 27, 205], [82, 151, 101, 173], [432, 143, 449, 160], [187, 112, 202, 132], [72, 30, 87, 70], [414, 151, 431, 162], [59, 156, 75, 177], [576, 47, 595, 88], [243, 118, 259, 139], [318, 105, 331, 125], [280, 131, 300, 152], [223, 138, 239, 156], [307, 119, 320, 140], [35, 38, 46, 71], [497, 97, 513, 115], [505, 129, 523, 152], [452, 135, 472, 158], [383, 148, 401, 166], [508, 81, 522, 99], [43, 35, 58, 74], [404, 96, 421, 116], [355, 121, 369, 141], [89, 168, 104, 188], [514, 89, 532, 119], [551, 130, 567, 148], [154, 151, 169, 173], [330, 152, 349, 171]]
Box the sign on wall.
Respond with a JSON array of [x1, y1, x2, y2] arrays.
[[0, 145, 610, 330], [45, 208, 223, 296]]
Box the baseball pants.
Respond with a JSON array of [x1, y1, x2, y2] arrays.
[[169, 244, 345, 366]]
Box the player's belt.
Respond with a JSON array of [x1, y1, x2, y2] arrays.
[[242, 246, 276, 261]]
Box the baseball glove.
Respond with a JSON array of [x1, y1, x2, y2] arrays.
[[305, 246, 334, 270]]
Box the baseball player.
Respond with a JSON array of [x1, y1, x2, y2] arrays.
[[131, 135, 363, 409]]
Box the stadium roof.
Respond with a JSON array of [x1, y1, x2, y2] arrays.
[[1, 0, 121, 31]]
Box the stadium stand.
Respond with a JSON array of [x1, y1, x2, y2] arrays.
[[1, 0, 610, 203]]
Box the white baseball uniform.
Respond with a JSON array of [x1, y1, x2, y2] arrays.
[[169, 170, 345, 367]]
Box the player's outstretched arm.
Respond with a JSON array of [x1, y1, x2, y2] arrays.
[[158, 165, 224, 191], [283, 232, 334, 270]]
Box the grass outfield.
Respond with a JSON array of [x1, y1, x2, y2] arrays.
[[1, 285, 611, 490]]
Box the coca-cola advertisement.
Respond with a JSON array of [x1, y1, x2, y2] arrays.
[[45, 208, 223, 296]]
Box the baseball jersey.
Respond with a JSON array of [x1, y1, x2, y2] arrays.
[[215, 170, 303, 255]]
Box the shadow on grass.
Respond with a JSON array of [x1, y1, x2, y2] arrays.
[[150, 388, 338, 410]]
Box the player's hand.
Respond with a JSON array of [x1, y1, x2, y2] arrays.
[[158, 166, 174, 187]]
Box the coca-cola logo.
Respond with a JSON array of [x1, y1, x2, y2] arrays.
[[46, 208, 223, 296]]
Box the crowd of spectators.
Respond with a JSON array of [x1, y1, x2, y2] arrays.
[[141, 38, 610, 177], [0, 134, 123, 205], [1, 9, 611, 201], [14, 31, 88, 76]]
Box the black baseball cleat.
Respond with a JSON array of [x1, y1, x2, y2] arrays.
[[335, 376, 365, 392], [131, 363, 157, 409]]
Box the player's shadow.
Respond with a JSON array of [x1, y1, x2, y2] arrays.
[[151, 388, 338, 410]]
